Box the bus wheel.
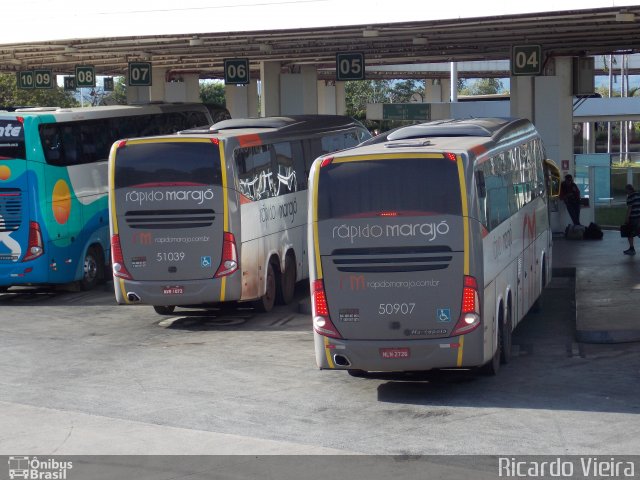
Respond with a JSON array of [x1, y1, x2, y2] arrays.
[[479, 312, 502, 376], [254, 262, 276, 312], [153, 305, 175, 315], [276, 254, 296, 305], [500, 304, 513, 364], [81, 246, 104, 291]]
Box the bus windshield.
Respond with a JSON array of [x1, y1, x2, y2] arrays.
[[0, 119, 26, 159], [316, 157, 462, 220], [114, 142, 223, 188]]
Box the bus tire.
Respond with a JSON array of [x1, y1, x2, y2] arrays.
[[81, 246, 104, 291], [479, 309, 502, 376], [276, 253, 296, 305], [254, 262, 276, 312], [532, 259, 546, 313], [153, 305, 175, 315], [500, 301, 513, 364]]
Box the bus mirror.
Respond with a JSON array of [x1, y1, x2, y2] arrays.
[[475, 171, 486, 198]]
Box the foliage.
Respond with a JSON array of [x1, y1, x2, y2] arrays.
[[99, 77, 127, 105], [0, 73, 78, 108], [200, 81, 226, 106], [459, 78, 505, 96]]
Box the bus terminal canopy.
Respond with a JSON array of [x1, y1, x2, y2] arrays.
[[1, 0, 640, 80]]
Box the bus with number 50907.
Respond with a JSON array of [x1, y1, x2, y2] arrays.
[[308, 117, 560, 376]]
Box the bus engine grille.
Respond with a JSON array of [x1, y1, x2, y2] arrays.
[[124, 209, 216, 229], [330, 246, 453, 273], [0, 189, 22, 232]]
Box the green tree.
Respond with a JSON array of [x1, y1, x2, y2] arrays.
[[345, 80, 393, 121], [200, 81, 226, 106], [390, 79, 425, 103], [0, 73, 78, 108], [101, 77, 128, 105], [459, 78, 505, 96]]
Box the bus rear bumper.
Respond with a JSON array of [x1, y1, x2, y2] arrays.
[[0, 260, 50, 287], [112, 276, 239, 306], [315, 332, 486, 372]]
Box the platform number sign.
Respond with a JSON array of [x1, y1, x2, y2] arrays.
[[34, 69, 54, 89], [103, 77, 114, 91], [336, 53, 365, 81], [128, 62, 152, 86], [224, 59, 250, 85], [17, 71, 34, 89], [75, 65, 96, 87], [63, 76, 76, 91], [511, 45, 542, 76]]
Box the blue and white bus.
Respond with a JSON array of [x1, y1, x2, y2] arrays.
[[0, 103, 211, 291]]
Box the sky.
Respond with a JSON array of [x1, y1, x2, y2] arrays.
[[3, 0, 640, 44]]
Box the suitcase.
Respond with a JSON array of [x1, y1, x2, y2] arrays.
[[565, 224, 585, 240]]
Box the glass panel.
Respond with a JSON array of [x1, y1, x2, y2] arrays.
[[317, 158, 461, 220]]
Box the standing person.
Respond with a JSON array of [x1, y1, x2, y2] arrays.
[[623, 184, 640, 255], [559, 174, 582, 226]]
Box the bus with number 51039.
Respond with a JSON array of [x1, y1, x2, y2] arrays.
[[108, 115, 370, 314], [308, 117, 560, 376]]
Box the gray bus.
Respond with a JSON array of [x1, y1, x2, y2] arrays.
[[108, 115, 370, 314], [308, 118, 560, 376]]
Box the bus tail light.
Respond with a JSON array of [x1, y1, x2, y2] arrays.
[[215, 232, 238, 278], [22, 221, 43, 262], [111, 234, 132, 280], [451, 275, 480, 336], [312, 280, 342, 338], [320, 156, 334, 167]]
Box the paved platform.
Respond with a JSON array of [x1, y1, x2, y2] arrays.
[[553, 229, 640, 343]]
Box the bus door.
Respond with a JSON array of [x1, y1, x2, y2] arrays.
[[111, 139, 225, 285], [313, 154, 471, 341]]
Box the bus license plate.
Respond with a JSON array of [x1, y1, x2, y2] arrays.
[[380, 348, 410, 359], [163, 286, 184, 295]]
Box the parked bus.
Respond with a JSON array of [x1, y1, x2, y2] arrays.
[[308, 117, 561, 376], [0, 104, 212, 291], [109, 115, 370, 314]]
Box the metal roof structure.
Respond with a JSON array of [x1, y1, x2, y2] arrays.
[[1, 4, 640, 80]]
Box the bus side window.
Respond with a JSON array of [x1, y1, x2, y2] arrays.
[[290, 141, 306, 190], [61, 125, 79, 166], [40, 125, 62, 164], [274, 141, 300, 194], [235, 145, 274, 201]]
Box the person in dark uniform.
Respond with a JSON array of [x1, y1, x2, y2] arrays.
[[623, 184, 640, 255], [559, 174, 581, 226]]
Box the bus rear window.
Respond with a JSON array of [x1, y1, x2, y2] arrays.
[[114, 142, 222, 189], [0, 120, 26, 159], [317, 157, 462, 220]]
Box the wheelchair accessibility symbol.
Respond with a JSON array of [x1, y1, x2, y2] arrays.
[[201, 256, 212, 268], [437, 308, 451, 323]]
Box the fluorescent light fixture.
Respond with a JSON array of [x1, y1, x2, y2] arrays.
[[362, 28, 379, 38], [412, 37, 428, 45], [189, 37, 204, 46], [616, 12, 635, 22]]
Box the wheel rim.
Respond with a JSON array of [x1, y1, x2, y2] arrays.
[[84, 253, 98, 283]]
